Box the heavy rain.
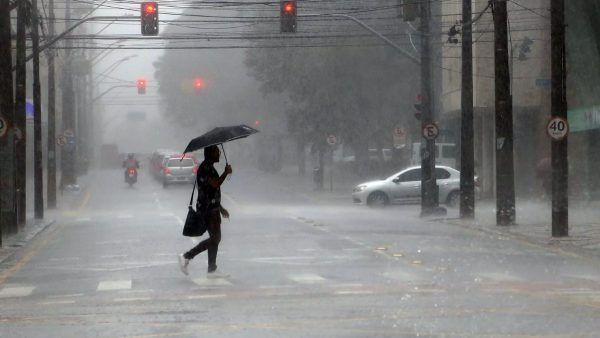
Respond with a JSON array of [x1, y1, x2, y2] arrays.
[[1, 0, 600, 337]]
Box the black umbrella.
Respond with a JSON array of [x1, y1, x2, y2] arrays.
[[182, 124, 259, 163]]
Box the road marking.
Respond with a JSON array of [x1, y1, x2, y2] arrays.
[[47, 293, 84, 298], [96, 239, 141, 245], [118, 214, 133, 219], [0, 286, 36, 298], [101, 254, 128, 259], [79, 191, 91, 212], [159, 212, 174, 217], [75, 217, 91, 222], [97, 280, 132, 291], [114, 297, 152, 302], [288, 273, 326, 284], [192, 278, 232, 286], [0, 224, 63, 285], [187, 294, 226, 300], [40, 300, 76, 305], [335, 290, 373, 295]]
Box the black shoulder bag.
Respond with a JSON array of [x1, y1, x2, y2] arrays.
[[182, 180, 208, 237]]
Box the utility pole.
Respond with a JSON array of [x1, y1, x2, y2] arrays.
[[0, 0, 17, 242], [550, 0, 568, 237], [460, 0, 475, 218], [419, 0, 440, 216], [62, 0, 77, 188], [47, 0, 57, 208], [492, 0, 516, 225], [32, 0, 44, 219], [15, 0, 27, 225]]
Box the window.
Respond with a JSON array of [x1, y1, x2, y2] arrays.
[[435, 168, 451, 179], [168, 158, 194, 167], [398, 169, 421, 182]]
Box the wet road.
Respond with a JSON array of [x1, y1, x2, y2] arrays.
[[2, 167, 600, 337]]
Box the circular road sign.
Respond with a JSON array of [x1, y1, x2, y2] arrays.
[[57, 135, 67, 146], [546, 117, 569, 141], [394, 127, 405, 137], [422, 123, 439, 140], [327, 134, 337, 146], [0, 116, 8, 139]]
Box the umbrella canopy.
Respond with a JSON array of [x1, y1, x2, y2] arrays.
[[182, 124, 259, 155]]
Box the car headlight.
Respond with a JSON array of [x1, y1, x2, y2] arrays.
[[353, 185, 368, 193]]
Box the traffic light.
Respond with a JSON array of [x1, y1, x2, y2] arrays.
[[137, 79, 146, 94], [280, 1, 297, 33], [401, 0, 419, 22], [193, 78, 204, 91], [141, 2, 158, 36], [414, 94, 422, 120]]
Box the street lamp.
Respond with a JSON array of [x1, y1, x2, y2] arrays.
[[95, 54, 138, 83]]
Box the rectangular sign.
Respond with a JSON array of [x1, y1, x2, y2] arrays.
[[568, 105, 600, 132]]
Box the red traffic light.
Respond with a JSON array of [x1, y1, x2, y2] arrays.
[[283, 1, 295, 13], [193, 78, 203, 90], [137, 79, 147, 94], [143, 2, 156, 14]]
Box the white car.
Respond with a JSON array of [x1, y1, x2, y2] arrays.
[[352, 165, 477, 207]]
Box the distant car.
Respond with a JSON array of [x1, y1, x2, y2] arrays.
[[160, 155, 198, 188], [352, 165, 479, 207]]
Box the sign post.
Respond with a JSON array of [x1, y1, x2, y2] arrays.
[[326, 135, 337, 192]]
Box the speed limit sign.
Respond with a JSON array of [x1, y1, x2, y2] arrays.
[[0, 116, 8, 139], [546, 117, 569, 141], [422, 123, 439, 140]]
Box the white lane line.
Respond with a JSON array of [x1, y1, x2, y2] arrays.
[[159, 212, 174, 217], [114, 297, 152, 302], [117, 214, 133, 219], [288, 273, 327, 284], [0, 286, 36, 298], [75, 217, 91, 222], [118, 289, 153, 294], [39, 300, 76, 305], [47, 293, 84, 299], [101, 254, 128, 259], [192, 278, 232, 286], [191, 238, 199, 244], [187, 294, 227, 300], [48, 257, 80, 262], [175, 216, 184, 226], [335, 290, 374, 295], [97, 280, 132, 291]]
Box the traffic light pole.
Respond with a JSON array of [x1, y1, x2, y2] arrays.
[[47, 0, 57, 208], [419, 0, 440, 216], [32, 0, 44, 219], [492, 0, 516, 225], [460, 0, 475, 218], [15, 0, 27, 225], [550, 0, 568, 237]]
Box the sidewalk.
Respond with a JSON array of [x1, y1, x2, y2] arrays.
[[270, 164, 600, 259], [0, 173, 90, 265]]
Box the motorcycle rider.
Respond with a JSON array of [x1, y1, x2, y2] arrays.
[[123, 153, 140, 182]]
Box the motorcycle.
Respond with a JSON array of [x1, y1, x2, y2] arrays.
[[125, 167, 138, 187]]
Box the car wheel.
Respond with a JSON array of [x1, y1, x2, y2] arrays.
[[367, 191, 389, 207], [446, 191, 460, 208]]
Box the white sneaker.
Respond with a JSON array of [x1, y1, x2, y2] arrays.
[[177, 254, 189, 276], [207, 270, 229, 279]]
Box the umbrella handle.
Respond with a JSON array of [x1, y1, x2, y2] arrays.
[[220, 144, 228, 164], [220, 144, 232, 179]]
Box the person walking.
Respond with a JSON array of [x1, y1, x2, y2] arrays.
[[178, 145, 232, 278]]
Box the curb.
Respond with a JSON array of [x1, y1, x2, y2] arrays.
[[0, 218, 56, 265], [436, 217, 600, 262]]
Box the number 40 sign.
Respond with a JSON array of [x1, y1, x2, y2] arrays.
[[546, 117, 569, 141]]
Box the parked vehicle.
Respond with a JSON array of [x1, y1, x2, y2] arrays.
[[150, 149, 176, 179], [160, 155, 198, 188], [352, 165, 479, 207]]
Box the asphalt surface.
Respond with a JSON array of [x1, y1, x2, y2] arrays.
[[2, 167, 600, 337]]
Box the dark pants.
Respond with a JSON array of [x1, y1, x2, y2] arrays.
[[184, 208, 221, 272]]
